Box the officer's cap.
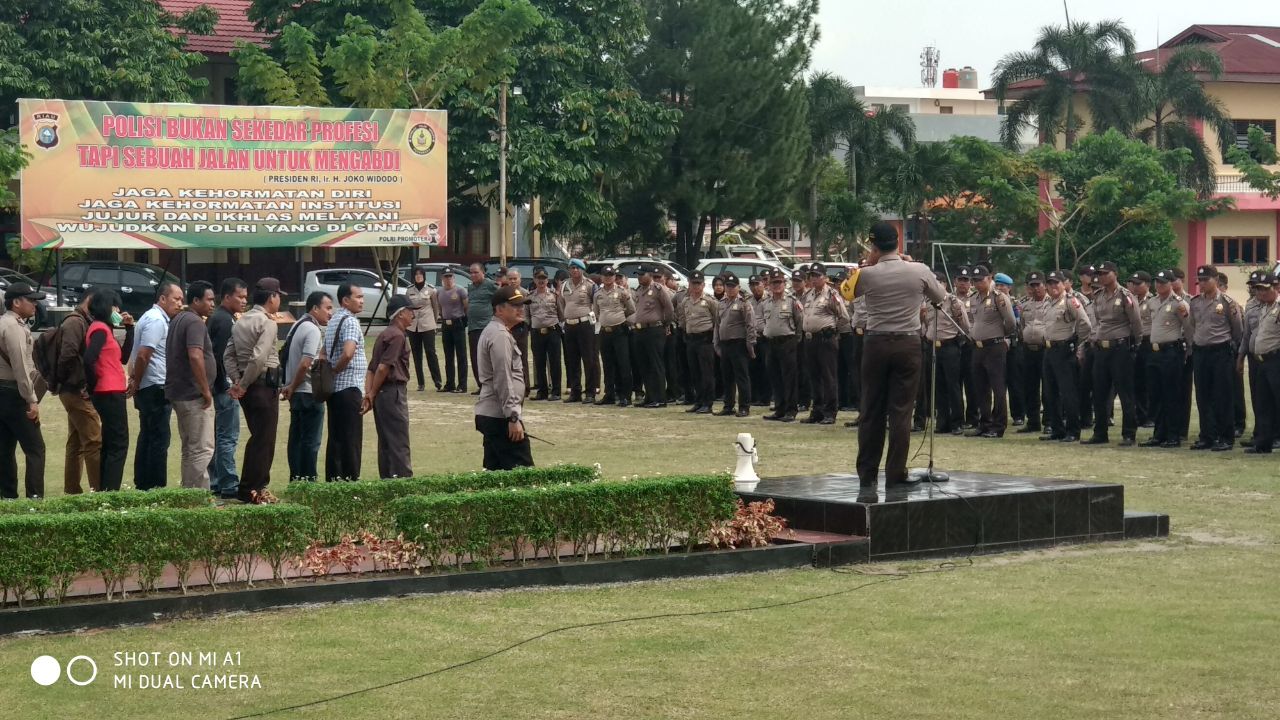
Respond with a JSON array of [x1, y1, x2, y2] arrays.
[[769, 269, 787, 282], [1248, 271, 1277, 287], [934, 270, 949, 284], [956, 266, 971, 278], [1172, 267, 1186, 280], [1026, 271, 1045, 285], [834, 271, 849, 282], [533, 267, 549, 279], [748, 275, 762, 285], [723, 273, 740, 286], [490, 285, 533, 307], [994, 272, 1014, 286], [601, 266, 617, 276], [1095, 261, 1119, 275], [969, 265, 991, 280], [1153, 269, 1174, 284], [807, 262, 826, 276], [688, 270, 704, 283], [1196, 264, 1218, 280], [1129, 271, 1151, 284], [1045, 271, 1064, 284], [790, 270, 804, 282]]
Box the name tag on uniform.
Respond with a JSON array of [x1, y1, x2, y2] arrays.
[[1215, 303, 1224, 314], [984, 299, 992, 307], [1114, 299, 1121, 306], [733, 303, 741, 311]]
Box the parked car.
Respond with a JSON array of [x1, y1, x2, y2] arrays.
[[483, 257, 571, 289], [399, 262, 469, 288], [611, 259, 714, 295], [53, 261, 183, 319], [694, 258, 787, 283], [303, 268, 408, 321], [703, 244, 791, 266], [0, 267, 59, 328]]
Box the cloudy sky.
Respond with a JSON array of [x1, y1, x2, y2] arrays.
[[812, 0, 1278, 88]]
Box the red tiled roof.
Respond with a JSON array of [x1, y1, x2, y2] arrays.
[[158, 0, 270, 56]]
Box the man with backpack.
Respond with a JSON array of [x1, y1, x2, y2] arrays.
[[281, 291, 333, 481], [43, 289, 102, 494]]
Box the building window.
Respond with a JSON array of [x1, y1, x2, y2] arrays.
[[890, 103, 909, 113], [939, 106, 954, 114], [1231, 119, 1277, 159], [870, 103, 885, 113], [1212, 236, 1270, 265], [765, 225, 790, 243]]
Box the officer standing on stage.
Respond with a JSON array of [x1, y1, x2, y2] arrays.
[[680, 271, 718, 414], [592, 267, 636, 407], [1243, 272, 1280, 453], [760, 269, 803, 422], [1084, 262, 1143, 446], [714, 274, 755, 417], [1141, 269, 1193, 448], [921, 271, 970, 435], [1041, 272, 1090, 442], [633, 266, 676, 409], [528, 268, 563, 401], [965, 266, 1017, 438], [1016, 272, 1050, 434], [1189, 265, 1243, 451], [1129, 271, 1154, 427], [800, 263, 846, 425]]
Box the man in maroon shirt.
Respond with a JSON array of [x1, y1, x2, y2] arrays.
[[362, 295, 414, 478]]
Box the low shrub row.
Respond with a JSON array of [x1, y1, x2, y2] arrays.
[[0, 487, 215, 515], [0, 504, 314, 606], [392, 475, 737, 568], [281, 465, 599, 542]]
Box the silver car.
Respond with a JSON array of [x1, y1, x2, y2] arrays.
[[303, 268, 408, 321]]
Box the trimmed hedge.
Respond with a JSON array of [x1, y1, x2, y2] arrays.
[[0, 504, 314, 606], [0, 487, 215, 515], [282, 465, 599, 543], [391, 475, 737, 569]]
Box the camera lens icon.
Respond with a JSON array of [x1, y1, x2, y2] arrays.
[[31, 655, 98, 686]]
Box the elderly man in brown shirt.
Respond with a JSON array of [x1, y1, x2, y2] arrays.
[[852, 223, 945, 489], [362, 295, 414, 478], [225, 278, 285, 503]]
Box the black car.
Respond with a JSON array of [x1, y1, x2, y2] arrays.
[[54, 261, 183, 319], [483, 257, 571, 290], [0, 267, 59, 328]]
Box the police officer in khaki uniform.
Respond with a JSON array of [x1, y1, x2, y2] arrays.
[[0, 283, 46, 498], [593, 267, 636, 407], [1238, 271, 1267, 445], [954, 267, 979, 428], [800, 263, 846, 425], [714, 274, 756, 417], [1017, 272, 1050, 434], [965, 266, 1017, 437], [1141, 269, 1193, 448], [1244, 272, 1280, 453], [1170, 267, 1194, 440], [747, 275, 770, 406], [1041, 272, 1090, 442], [791, 269, 811, 411], [759, 269, 803, 421], [1129, 271, 1154, 426], [559, 260, 599, 403], [1084, 261, 1143, 446], [1189, 264, 1243, 451], [632, 265, 675, 408], [680, 271, 718, 414], [528, 268, 563, 401], [920, 271, 971, 435]]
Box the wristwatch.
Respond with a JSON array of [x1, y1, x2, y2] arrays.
[[509, 414, 520, 424]]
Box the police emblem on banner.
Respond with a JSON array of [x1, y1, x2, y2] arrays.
[[33, 112, 59, 150], [407, 123, 436, 156]]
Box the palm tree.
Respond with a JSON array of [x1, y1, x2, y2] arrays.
[[803, 72, 862, 251], [845, 104, 915, 198], [992, 20, 1138, 149], [879, 142, 956, 254], [1131, 47, 1236, 195]]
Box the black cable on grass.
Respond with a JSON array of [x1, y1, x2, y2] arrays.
[[226, 557, 975, 719]]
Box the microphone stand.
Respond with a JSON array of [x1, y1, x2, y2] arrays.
[[909, 298, 973, 485]]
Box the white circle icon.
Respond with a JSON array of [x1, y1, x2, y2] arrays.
[[66, 656, 98, 686], [30, 655, 60, 686]]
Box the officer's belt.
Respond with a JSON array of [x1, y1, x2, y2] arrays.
[[601, 323, 628, 333], [633, 322, 664, 330], [685, 330, 712, 339], [863, 329, 914, 337], [1151, 340, 1185, 352], [1256, 349, 1280, 363], [1023, 343, 1044, 351], [565, 316, 589, 325], [973, 337, 1007, 348], [535, 325, 559, 335], [1095, 337, 1131, 350], [805, 328, 838, 340], [932, 338, 960, 348]]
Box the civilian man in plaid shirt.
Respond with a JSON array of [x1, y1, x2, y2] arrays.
[[325, 283, 368, 481]]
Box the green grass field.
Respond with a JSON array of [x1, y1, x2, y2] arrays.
[[2, 387, 1279, 719]]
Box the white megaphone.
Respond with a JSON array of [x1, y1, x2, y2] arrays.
[[733, 433, 760, 490]]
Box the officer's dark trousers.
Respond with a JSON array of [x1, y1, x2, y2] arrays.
[[922, 339, 964, 432], [1146, 342, 1185, 443], [630, 328, 645, 397], [1092, 340, 1137, 440], [636, 326, 667, 404], [766, 335, 798, 416], [972, 341, 1009, 435], [806, 330, 839, 420], [531, 325, 563, 397], [915, 339, 931, 428], [599, 324, 632, 401], [1234, 354, 1247, 433], [1078, 345, 1095, 427], [0, 386, 44, 499], [1020, 344, 1045, 429], [857, 335, 921, 485], [562, 321, 599, 397], [1134, 340, 1152, 425], [1251, 351, 1280, 452], [672, 329, 690, 401], [796, 335, 811, 408], [664, 329, 684, 402], [325, 387, 363, 481], [750, 339, 771, 405], [836, 331, 855, 408], [1007, 341, 1025, 422], [1193, 342, 1235, 445], [1247, 355, 1261, 437], [441, 321, 467, 390], [850, 330, 864, 408], [512, 323, 530, 394], [1043, 342, 1080, 438], [719, 339, 752, 410], [685, 331, 714, 407], [1180, 354, 1194, 440], [468, 329, 483, 389], [475, 415, 534, 470], [408, 330, 441, 389], [960, 340, 978, 425]]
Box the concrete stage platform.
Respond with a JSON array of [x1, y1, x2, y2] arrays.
[[738, 471, 1169, 560]]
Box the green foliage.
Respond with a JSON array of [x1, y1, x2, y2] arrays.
[[1226, 126, 1280, 200], [280, 465, 599, 543], [1029, 130, 1228, 273], [392, 475, 737, 569], [0, 504, 315, 606], [0, 487, 214, 515], [0, 129, 28, 207], [926, 137, 1041, 268]]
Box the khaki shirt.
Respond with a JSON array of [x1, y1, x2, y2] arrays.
[[923, 295, 970, 342], [759, 295, 803, 338], [1091, 286, 1142, 341], [1134, 292, 1154, 337], [632, 282, 674, 325], [681, 293, 718, 334], [672, 289, 689, 330], [970, 289, 1016, 341], [225, 306, 279, 389], [406, 285, 441, 333], [558, 278, 595, 321], [528, 287, 562, 329], [958, 290, 978, 329], [0, 311, 40, 404], [852, 255, 946, 333], [1044, 294, 1090, 343], [715, 295, 757, 344], [1018, 296, 1051, 347], [801, 285, 847, 333], [593, 284, 635, 328], [475, 319, 525, 420], [1251, 302, 1280, 356], [1189, 290, 1243, 347], [1148, 293, 1192, 345], [1240, 297, 1264, 357]]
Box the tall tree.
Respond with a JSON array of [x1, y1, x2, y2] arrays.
[[876, 141, 956, 254], [992, 20, 1137, 149], [634, 0, 818, 269], [1130, 46, 1236, 195], [845, 105, 915, 198], [802, 72, 861, 253]]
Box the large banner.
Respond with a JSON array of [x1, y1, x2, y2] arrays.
[[18, 99, 447, 249]]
